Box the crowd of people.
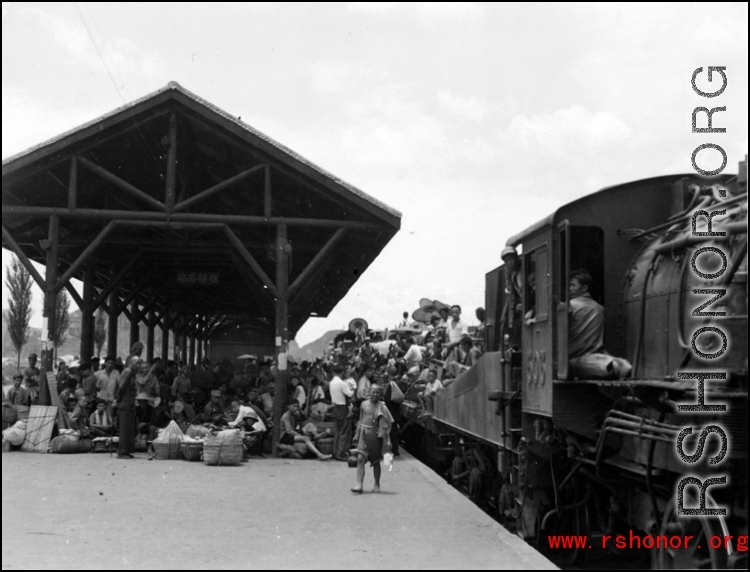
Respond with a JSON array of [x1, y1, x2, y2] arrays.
[[2, 304, 486, 489]]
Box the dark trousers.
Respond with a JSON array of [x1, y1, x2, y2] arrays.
[[386, 403, 401, 455], [117, 408, 136, 456], [333, 404, 352, 458]]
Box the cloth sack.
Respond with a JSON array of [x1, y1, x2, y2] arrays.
[[2, 420, 27, 446], [154, 420, 185, 444], [389, 381, 405, 405]]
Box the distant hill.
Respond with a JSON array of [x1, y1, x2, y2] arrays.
[[289, 330, 344, 362]]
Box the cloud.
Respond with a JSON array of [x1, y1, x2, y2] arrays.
[[437, 90, 488, 122], [499, 105, 633, 154], [26, 7, 163, 78], [309, 60, 389, 94], [348, 2, 485, 18]]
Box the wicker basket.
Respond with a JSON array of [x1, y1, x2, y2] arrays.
[[181, 441, 204, 462], [153, 440, 182, 460], [203, 430, 243, 466], [317, 437, 334, 456]]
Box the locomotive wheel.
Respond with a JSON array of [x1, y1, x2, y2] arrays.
[[468, 467, 483, 501], [451, 457, 466, 485], [543, 496, 591, 565], [652, 494, 728, 569]]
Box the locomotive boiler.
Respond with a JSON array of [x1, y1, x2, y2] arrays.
[[401, 162, 747, 569]]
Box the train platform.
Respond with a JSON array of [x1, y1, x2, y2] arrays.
[[1, 450, 555, 570]]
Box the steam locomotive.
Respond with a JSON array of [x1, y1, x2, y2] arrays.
[[401, 161, 747, 569]]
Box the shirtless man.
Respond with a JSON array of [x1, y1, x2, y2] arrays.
[[352, 383, 394, 495]]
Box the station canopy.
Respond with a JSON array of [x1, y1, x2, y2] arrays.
[[2, 82, 401, 342]]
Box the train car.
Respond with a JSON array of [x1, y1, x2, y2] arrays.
[[401, 162, 747, 568]]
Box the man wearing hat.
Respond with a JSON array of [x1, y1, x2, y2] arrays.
[[7, 374, 29, 406]]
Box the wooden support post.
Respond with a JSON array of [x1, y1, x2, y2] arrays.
[[161, 313, 169, 360], [107, 291, 119, 360], [40, 215, 59, 406], [189, 334, 196, 366], [147, 308, 156, 363], [165, 114, 177, 213], [129, 298, 140, 349], [196, 332, 203, 364], [79, 266, 94, 362], [68, 157, 78, 210], [272, 222, 290, 453], [180, 334, 188, 366]]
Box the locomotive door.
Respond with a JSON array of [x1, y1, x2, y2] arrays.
[[555, 220, 570, 380]]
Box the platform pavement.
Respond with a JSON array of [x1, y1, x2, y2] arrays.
[[2, 449, 556, 570]]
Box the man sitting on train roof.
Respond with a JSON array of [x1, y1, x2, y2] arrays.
[[568, 269, 632, 380], [418, 369, 454, 418]]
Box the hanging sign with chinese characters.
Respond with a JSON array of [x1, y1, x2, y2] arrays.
[[176, 272, 220, 286]]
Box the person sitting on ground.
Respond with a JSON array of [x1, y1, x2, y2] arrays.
[[228, 398, 262, 428], [68, 396, 91, 438], [7, 373, 29, 406], [279, 399, 332, 461], [351, 383, 393, 494], [88, 399, 113, 438], [135, 393, 159, 441], [228, 398, 267, 453], [418, 369, 453, 418]]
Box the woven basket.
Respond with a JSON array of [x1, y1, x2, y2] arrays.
[[181, 441, 204, 462], [153, 440, 182, 460], [317, 437, 334, 456], [203, 430, 243, 466]]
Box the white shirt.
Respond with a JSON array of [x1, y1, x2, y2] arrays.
[[426, 379, 444, 395], [404, 345, 424, 367], [329, 376, 353, 406], [446, 318, 470, 344], [95, 369, 120, 401]]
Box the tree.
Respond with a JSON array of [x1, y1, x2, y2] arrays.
[[51, 289, 71, 361], [5, 255, 34, 369], [94, 306, 107, 357]]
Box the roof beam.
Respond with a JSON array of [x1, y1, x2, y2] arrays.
[[78, 156, 166, 212], [224, 226, 278, 297], [2, 206, 383, 229], [172, 163, 265, 214], [53, 221, 116, 292], [287, 228, 346, 301], [91, 250, 143, 310], [1, 224, 47, 290]]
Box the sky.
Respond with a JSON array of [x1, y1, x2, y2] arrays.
[[2, 2, 748, 347]]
